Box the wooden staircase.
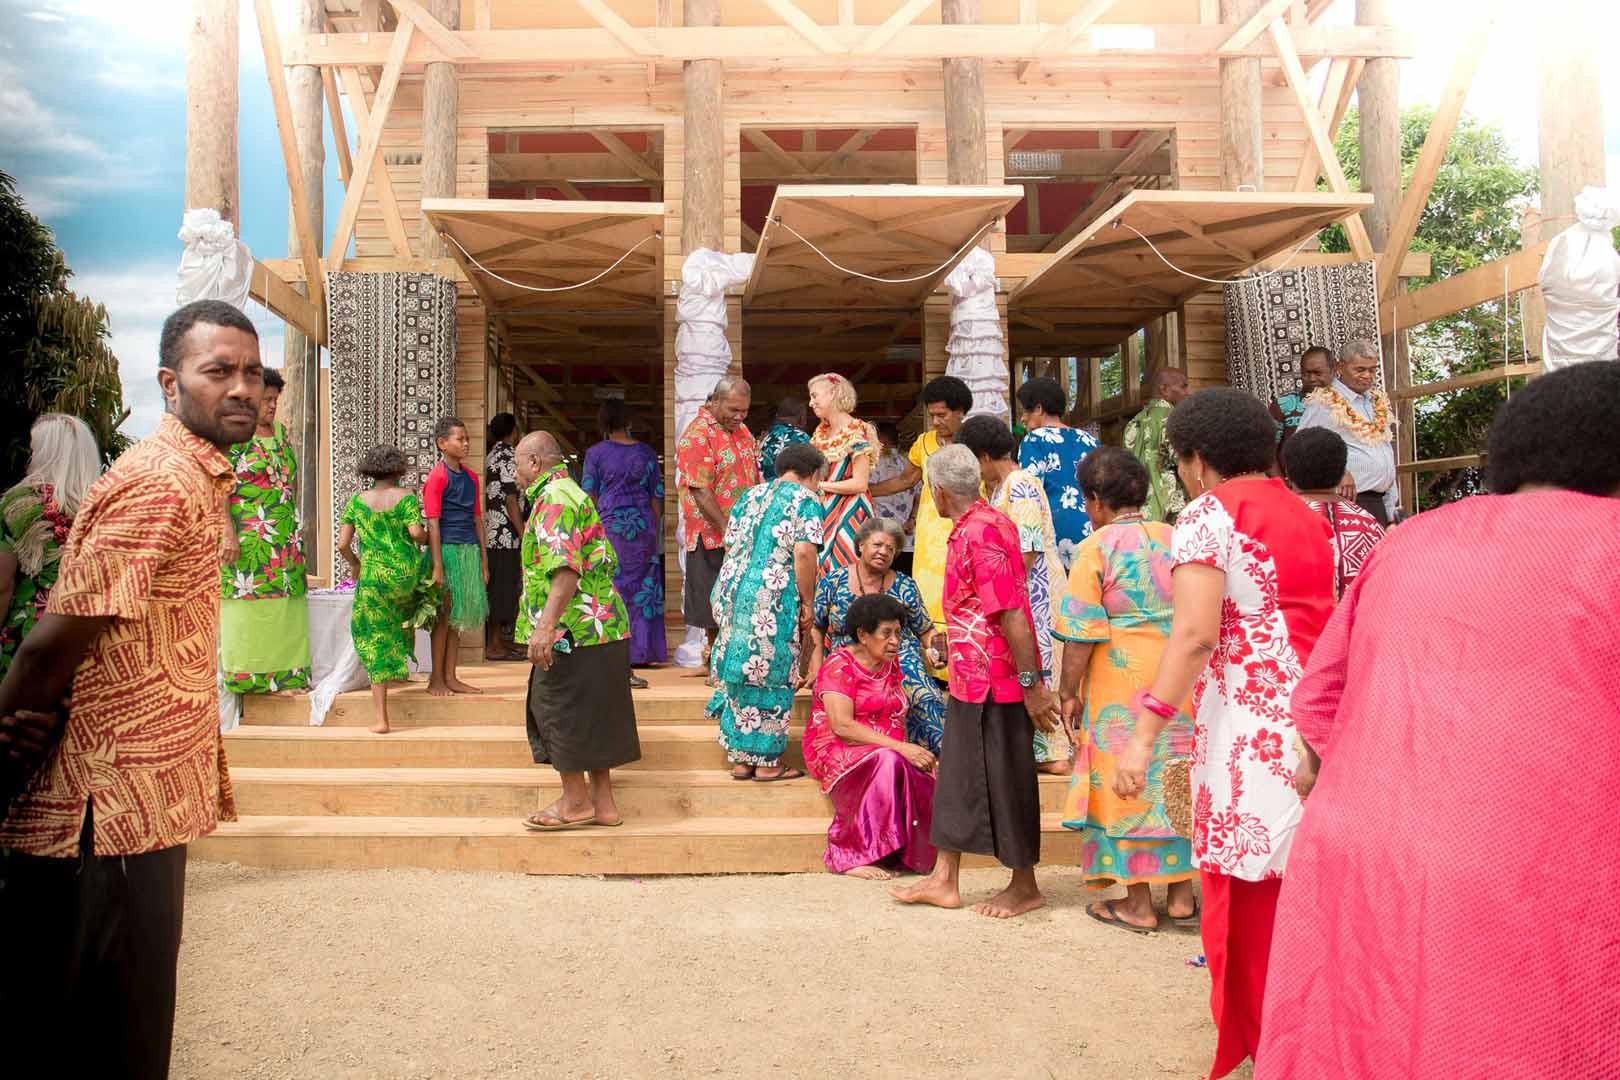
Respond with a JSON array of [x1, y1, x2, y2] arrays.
[[195, 665, 1080, 875]]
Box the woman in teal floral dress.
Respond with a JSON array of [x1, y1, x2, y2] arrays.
[[337, 446, 435, 733], [0, 414, 102, 679], [221, 369, 311, 693], [707, 443, 826, 780]]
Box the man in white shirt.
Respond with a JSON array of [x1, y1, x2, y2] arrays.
[[871, 422, 918, 575], [1296, 339, 1398, 526]]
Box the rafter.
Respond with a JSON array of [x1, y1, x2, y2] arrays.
[[1293, 57, 1361, 191], [319, 66, 353, 184], [336, 65, 412, 258], [327, 22, 414, 270], [811, 128, 881, 174], [253, 0, 326, 310], [763, 0, 847, 53], [591, 131, 661, 182], [1044, 0, 1123, 49], [1218, 0, 1295, 53], [853, 0, 935, 55], [1041, 131, 1170, 253], [572, 0, 657, 55], [385, 0, 472, 57], [742, 129, 808, 177]]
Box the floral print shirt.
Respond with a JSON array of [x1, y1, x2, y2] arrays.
[[1125, 399, 1187, 525], [942, 500, 1036, 705], [221, 423, 307, 601], [0, 481, 73, 679], [676, 407, 761, 552], [1018, 424, 1099, 570], [756, 421, 811, 480], [484, 440, 521, 550], [515, 465, 629, 650]]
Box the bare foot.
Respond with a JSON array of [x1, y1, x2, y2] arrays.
[[890, 876, 962, 909], [370, 721, 391, 734], [446, 677, 483, 695], [845, 865, 893, 881], [680, 667, 710, 679], [971, 884, 1046, 919], [427, 680, 452, 697], [1036, 760, 1074, 776]]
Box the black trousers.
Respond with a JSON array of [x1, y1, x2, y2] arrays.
[[931, 696, 1041, 870], [1355, 490, 1392, 528], [0, 805, 187, 1080]]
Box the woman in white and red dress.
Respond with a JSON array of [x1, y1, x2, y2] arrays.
[[1280, 427, 1384, 600], [1112, 389, 1335, 1080]]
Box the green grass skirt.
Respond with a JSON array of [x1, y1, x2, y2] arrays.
[[441, 542, 489, 631]]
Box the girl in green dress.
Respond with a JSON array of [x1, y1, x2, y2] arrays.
[[337, 447, 436, 733]]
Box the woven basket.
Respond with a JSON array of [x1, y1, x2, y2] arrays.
[[1162, 758, 1194, 839]]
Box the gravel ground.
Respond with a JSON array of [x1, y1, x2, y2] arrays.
[[173, 861, 1241, 1080]]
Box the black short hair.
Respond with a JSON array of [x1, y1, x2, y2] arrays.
[[358, 445, 409, 480], [1016, 377, 1066, 418], [1165, 389, 1277, 478], [776, 396, 806, 421], [876, 421, 899, 444], [1301, 345, 1333, 366], [843, 593, 908, 641], [1280, 427, 1349, 491], [159, 300, 258, 371], [956, 414, 1016, 462], [488, 412, 517, 442], [1076, 445, 1149, 511], [1487, 363, 1620, 496], [261, 368, 285, 391], [922, 375, 973, 414], [774, 442, 826, 479], [598, 399, 628, 438], [433, 416, 466, 443]]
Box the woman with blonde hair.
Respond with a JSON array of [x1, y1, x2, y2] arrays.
[[808, 372, 879, 573], [0, 413, 101, 678]]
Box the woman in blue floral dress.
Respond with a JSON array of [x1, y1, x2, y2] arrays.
[[583, 401, 666, 666]]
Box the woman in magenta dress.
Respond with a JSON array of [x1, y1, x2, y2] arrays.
[[582, 400, 666, 669], [804, 593, 939, 880], [1258, 364, 1620, 1079]]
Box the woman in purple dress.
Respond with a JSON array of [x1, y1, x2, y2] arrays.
[[583, 401, 667, 674]]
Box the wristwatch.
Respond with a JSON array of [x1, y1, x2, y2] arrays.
[[1016, 670, 1050, 689]]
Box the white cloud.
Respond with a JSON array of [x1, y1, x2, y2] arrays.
[[72, 262, 294, 440]]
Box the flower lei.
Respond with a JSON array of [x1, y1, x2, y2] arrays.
[[1304, 387, 1393, 445]]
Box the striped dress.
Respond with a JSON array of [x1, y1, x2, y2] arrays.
[[811, 418, 880, 574]]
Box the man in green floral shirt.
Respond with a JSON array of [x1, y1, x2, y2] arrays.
[[514, 431, 641, 832], [1123, 368, 1191, 525]]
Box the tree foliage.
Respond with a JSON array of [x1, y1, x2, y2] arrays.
[[0, 171, 131, 487], [1319, 107, 1539, 507]]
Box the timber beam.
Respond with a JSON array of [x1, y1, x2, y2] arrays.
[[280, 25, 1414, 67]]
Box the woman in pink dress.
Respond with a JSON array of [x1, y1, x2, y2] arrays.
[[1112, 389, 1335, 1080], [804, 593, 939, 880], [1259, 364, 1620, 1078]]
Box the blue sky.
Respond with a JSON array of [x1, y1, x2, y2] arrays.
[[3, 0, 1617, 440]]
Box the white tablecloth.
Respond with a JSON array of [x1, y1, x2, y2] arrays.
[[305, 588, 433, 725]]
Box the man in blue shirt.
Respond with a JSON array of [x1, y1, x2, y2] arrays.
[[1296, 340, 1398, 526]]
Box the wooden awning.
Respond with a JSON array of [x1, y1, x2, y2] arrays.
[[1008, 190, 1375, 345], [421, 198, 663, 311], [744, 184, 1022, 310]]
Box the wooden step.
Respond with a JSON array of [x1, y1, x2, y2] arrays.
[[241, 674, 809, 728], [225, 724, 807, 772], [192, 813, 1085, 875], [229, 766, 1073, 819]]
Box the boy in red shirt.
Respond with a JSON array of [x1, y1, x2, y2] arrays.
[[421, 416, 487, 696]]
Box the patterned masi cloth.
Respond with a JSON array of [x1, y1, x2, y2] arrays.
[[1223, 262, 1384, 402]]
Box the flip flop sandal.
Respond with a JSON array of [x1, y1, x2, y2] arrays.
[[522, 811, 597, 832], [1167, 898, 1201, 928], [1087, 899, 1158, 935], [753, 768, 806, 783], [588, 818, 626, 828], [731, 767, 756, 781]]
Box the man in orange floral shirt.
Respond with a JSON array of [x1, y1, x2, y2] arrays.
[[675, 376, 759, 671], [0, 300, 262, 1079]]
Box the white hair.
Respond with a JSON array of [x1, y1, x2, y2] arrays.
[[926, 443, 983, 499], [24, 413, 101, 516], [1339, 339, 1379, 364], [709, 375, 751, 402]]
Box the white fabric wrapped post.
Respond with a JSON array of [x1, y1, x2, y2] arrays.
[[1538, 187, 1620, 370], [304, 589, 433, 726], [672, 249, 755, 668], [944, 247, 1010, 422], [176, 208, 254, 311]]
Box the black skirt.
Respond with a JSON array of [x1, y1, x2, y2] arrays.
[[930, 695, 1041, 870], [524, 637, 642, 772], [681, 544, 725, 631], [486, 548, 523, 626]]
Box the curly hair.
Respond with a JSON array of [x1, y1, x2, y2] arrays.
[[1076, 445, 1149, 511], [261, 368, 286, 391], [433, 415, 466, 443], [1487, 362, 1620, 496], [1165, 389, 1276, 479], [159, 300, 257, 371], [843, 593, 908, 641], [1016, 376, 1066, 419], [488, 412, 517, 442], [956, 414, 1016, 462], [1280, 427, 1349, 491], [358, 445, 409, 480], [774, 442, 827, 479], [921, 375, 973, 414], [808, 373, 857, 414]]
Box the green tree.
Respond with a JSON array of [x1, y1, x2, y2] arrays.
[[0, 171, 131, 486], [1319, 108, 1539, 508]]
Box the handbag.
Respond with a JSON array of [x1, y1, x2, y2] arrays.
[[1162, 757, 1194, 839]]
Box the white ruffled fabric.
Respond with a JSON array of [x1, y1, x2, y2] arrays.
[[944, 247, 1010, 422]]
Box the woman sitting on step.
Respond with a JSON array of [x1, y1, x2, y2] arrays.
[[803, 594, 938, 881]]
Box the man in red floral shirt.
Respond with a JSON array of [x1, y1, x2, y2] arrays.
[[892, 443, 1062, 919], [675, 376, 759, 671]]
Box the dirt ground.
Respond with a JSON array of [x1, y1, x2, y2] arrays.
[[174, 862, 1241, 1080]]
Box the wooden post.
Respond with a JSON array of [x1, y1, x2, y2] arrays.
[[185, 0, 239, 228], [421, 0, 460, 259], [283, 0, 325, 569], [683, 0, 725, 253], [942, 0, 988, 186], [922, 295, 950, 381], [1529, 3, 1608, 358], [1218, 0, 1264, 190]]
